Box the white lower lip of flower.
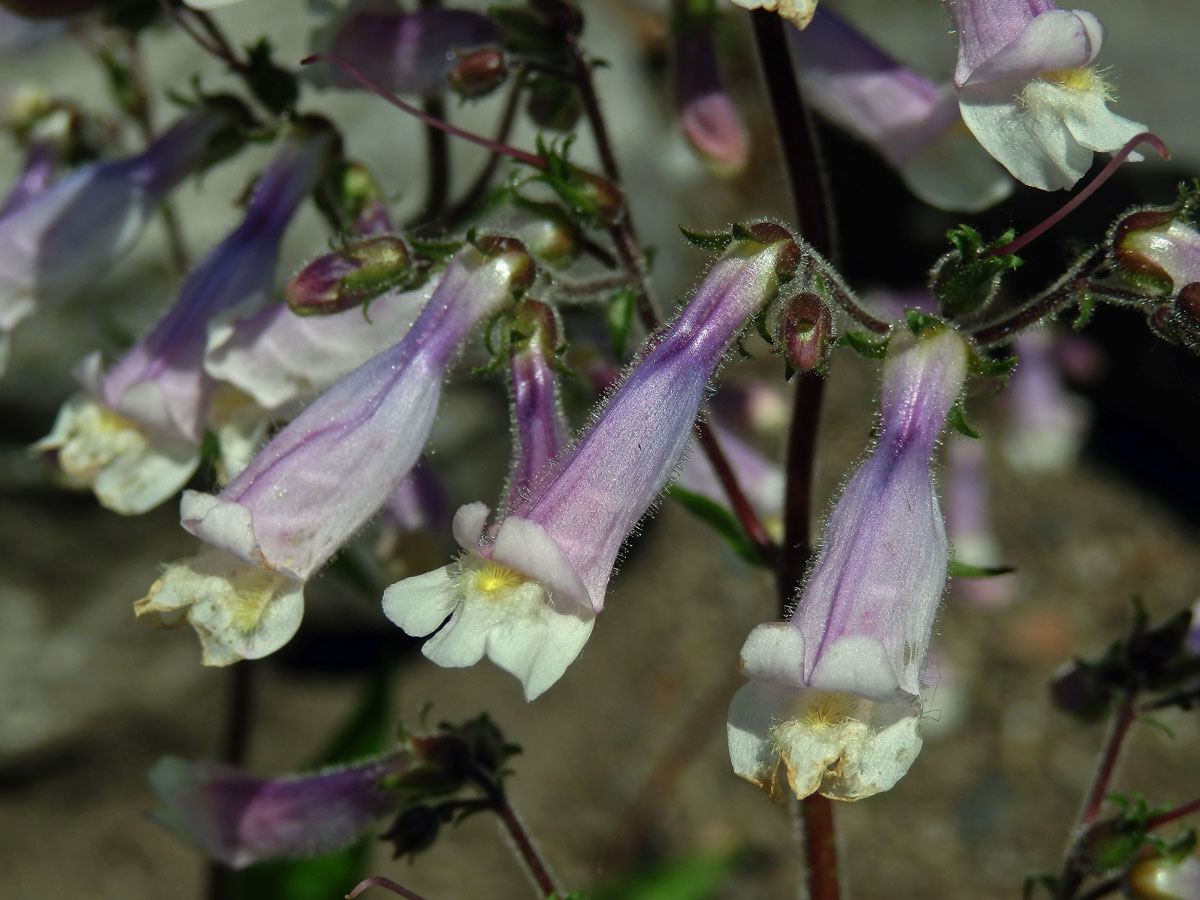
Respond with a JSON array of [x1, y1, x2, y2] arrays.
[[383, 547, 595, 701], [32, 392, 199, 515], [728, 678, 923, 801], [135, 549, 304, 666]]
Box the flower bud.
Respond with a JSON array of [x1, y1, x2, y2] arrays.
[[526, 76, 584, 131], [672, 6, 748, 176], [286, 235, 414, 316], [516, 201, 578, 269], [1048, 659, 1112, 722], [1113, 208, 1187, 296], [779, 292, 832, 374], [447, 47, 508, 99]]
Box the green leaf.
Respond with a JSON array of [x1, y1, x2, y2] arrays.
[[666, 485, 766, 568], [592, 853, 737, 900], [904, 309, 944, 335], [948, 559, 1015, 579], [948, 399, 980, 439], [678, 225, 732, 254], [607, 288, 637, 359], [836, 330, 890, 359]]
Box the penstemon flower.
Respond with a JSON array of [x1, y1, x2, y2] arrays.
[[383, 224, 800, 700], [34, 119, 338, 514], [0, 97, 249, 374], [148, 752, 413, 868], [788, 8, 1012, 212], [944, 0, 1146, 191], [134, 237, 534, 666], [728, 321, 968, 801]]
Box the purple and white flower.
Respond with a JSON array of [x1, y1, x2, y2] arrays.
[[384, 225, 799, 700], [944, 0, 1146, 190], [728, 323, 968, 801], [135, 238, 534, 666]]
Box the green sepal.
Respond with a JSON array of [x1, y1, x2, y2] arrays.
[[948, 399, 980, 438], [473, 309, 514, 375], [905, 309, 944, 335], [968, 352, 1018, 379], [240, 38, 300, 117], [678, 225, 733, 254], [666, 485, 767, 568], [606, 288, 636, 359], [1073, 293, 1097, 329], [409, 235, 466, 264], [948, 559, 1015, 579], [199, 430, 221, 468], [836, 330, 890, 359], [933, 225, 1023, 319]]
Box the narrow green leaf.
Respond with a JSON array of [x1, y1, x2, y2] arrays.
[[667, 485, 765, 568], [904, 309, 943, 335], [836, 330, 890, 359], [607, 288, 636, 359]]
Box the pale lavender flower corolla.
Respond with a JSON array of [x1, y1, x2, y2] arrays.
[[384, 225, 799, 700], [34, 120, 337, 515], [1001, 328, 1089, 473], [148, 752, 412, 868], [310, 4, 499, 96], [0, 139, 59, 219], [0, 98, 247, 374], [672, 7, 748, 176], [135, 238, 534, 666], [728, 323, 968, 801], [788, 8, 1011, 212], [944, 0, 1146, 190]]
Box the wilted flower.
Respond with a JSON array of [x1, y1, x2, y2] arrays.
[[384, 224, 799, 700], [728, 323, 968, 801], [788, 8, 1011, 212], [135, 238, 534, 666], [729, 0, 816, 30], [944, 0, 1146, 190]]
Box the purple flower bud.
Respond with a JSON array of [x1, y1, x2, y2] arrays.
[[148, 751, 412, 868], [672, 13, 748, 176], [778, 291, 832, 374], [728, 324, 968, 801], [447, 46, 508, 98], [313, 7, 500, 97], [788, 8, 1011, 212], [135, 239, 534, 666], [0, 98, 249, 373], [34, 121, 337, 515], [944, 0, 1146, 190], [384, 225, 798, 699], [504, 298, 567, 511], [286, 235, 414, 316], [1115, 215, 1200, 298]]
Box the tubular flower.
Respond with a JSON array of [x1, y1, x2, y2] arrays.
[[34, 121, 337, 514], [788, 8, 1011, 212], [728, 323, 968, 801], [0, 97, 248, 373], [148, 751, 413, 868], [944, 0, 1146, 191], [384, 225, 799, 700], [134, 238, 534, 666]]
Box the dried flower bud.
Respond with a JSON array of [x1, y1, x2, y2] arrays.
[[286, 235, 413, 316], [447, 47, 508, 98]]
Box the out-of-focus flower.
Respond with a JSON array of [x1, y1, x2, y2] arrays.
[[148, 751, 413, 868], [728, 323, 968, 801], [384, 224, 799, 700], [944, 0, 1146, 190], [672, 1, 748, 176], [1001, 329, 1089, 473], [788, 8, 1011, 212], [0, 97, 249, 373], [135, 238, 534, 666], [1129, 852, 1200, 900], [676, 422, 784, 538], [309, 4, 500, 96], [945, 435, 1013, 608], [34, 120, 337, 514]]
